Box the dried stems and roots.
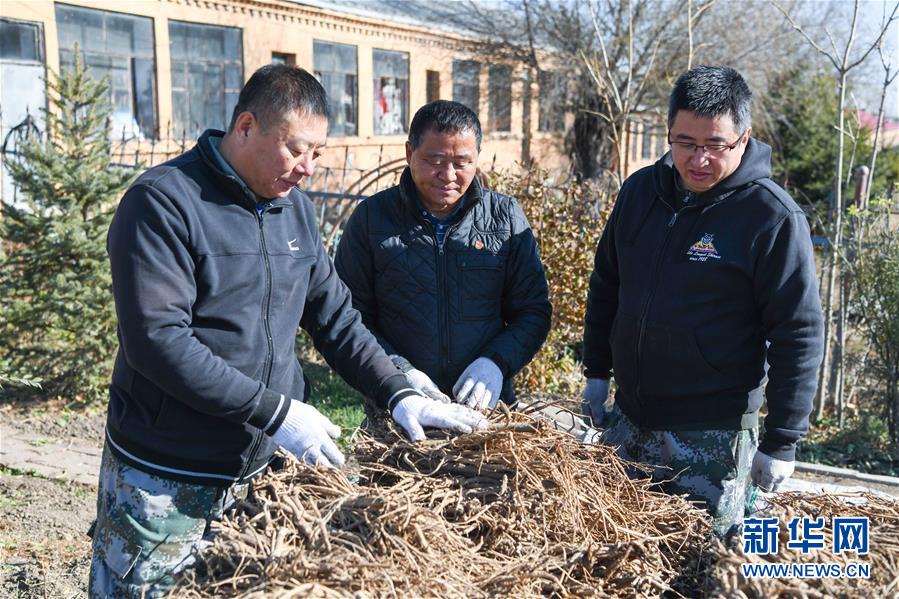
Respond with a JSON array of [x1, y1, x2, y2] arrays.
[[176, 406, 898, 598]]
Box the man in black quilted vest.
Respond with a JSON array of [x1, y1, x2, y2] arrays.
[[336, 100, 552, 418], [582, 65, 824, 535]]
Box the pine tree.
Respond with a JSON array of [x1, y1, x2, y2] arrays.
[[0, 46, 137, 403]]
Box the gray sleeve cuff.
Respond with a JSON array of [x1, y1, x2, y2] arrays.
[[247, 388, 292, 435]]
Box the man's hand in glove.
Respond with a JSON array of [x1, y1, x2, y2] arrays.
[[750, 450, 795, 492], [453, 357, 503, 410], [581, 378, 611, 427], [391, 394, 488, 442], [405, 368, 451, 403], [271, 399, 345, 468]]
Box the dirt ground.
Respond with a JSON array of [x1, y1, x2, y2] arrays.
[[0, 402, 104, 599], [0, 401, 897, 599]]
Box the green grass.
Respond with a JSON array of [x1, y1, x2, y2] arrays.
[[302, 360, 367, 449], [0, 465, 42, 478]]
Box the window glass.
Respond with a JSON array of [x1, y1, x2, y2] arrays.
[[55, 5, 156, 139], [641, 121, 653, 159], [1, 19, 42, 61], [169, 20, 243, 139], [452, 60, 479, 113], [314, 40, 358, 136], [655, 124, 668, 157], [372, 49, 408, 135], [488, 64, 511, 132], [538, 70, 565, 132]]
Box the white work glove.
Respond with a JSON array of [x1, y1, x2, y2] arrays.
[[581, 378, 611, 427], [750, 450, 795, 492], [391, 394, 488, 442], [271, 399, 345, 468], [453, 357, 503, 410], [405, 368, 451, 403]]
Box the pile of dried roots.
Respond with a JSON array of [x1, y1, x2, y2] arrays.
[[175, 405, 899, 598], [177, 405, 712, 597]]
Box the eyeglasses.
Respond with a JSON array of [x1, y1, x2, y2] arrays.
[[667, 130, 746, 155]]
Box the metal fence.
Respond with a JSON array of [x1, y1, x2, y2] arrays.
[[0, 115, 412, 254]]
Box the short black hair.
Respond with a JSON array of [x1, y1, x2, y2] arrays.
[[408, 100, 482, 152], [668, 65, 752, 132], [228, 64, 330, 131]]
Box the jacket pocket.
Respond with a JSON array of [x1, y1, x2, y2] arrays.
[[457, 253, 504, 321], [638, 320, 726, 398], [129, 371, 166, 426], [609, 313, 639, 394]]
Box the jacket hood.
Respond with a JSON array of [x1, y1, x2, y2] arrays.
[[652, 137, 774, 205]]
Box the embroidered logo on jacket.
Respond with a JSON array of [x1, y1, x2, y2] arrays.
[[686, 233, 722, 262], [287, 238, 300, 251], [474, 239, 485, 250]]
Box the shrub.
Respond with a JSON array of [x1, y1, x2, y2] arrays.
[[850, 199, 899, 443], [483, 168, 614, 395], [0, 48, 136, 403]]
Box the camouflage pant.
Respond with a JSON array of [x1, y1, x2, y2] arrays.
[[599, 405, 758, 536], [88, 444, 246, 598]]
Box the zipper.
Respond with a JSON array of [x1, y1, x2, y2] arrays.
[[239, 208, 275, 481], [420, 218, 451, 379], [634, 195, 696, 404], [440, 220, 466, 378]]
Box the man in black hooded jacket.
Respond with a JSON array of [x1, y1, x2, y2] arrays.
[[582, 66, 824, 534]]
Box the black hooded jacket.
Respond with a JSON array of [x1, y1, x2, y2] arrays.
[[583, 139, 824, 461], [335, 168, 552, 402]]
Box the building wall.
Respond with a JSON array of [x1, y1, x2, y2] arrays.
[[1, 0, 568, 182]]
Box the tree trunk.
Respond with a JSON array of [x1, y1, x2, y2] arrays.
[[815, 72, 849, 421], [521, 67, 532, 167]]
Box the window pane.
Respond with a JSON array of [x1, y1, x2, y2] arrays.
[[452, 60, 479, 113], [172, 90, 189, 137], [656, 126, 667, 158], [225, 64, 242, 90], [314, 40, 358, 136], [168, 23, 188, 59], [133, 57, 156, 138], [170, 21, 242, 138], [641, 122, 653, 159], [538, 70, 565, 132], [488, 64, 511, 132], [55, 5, 156, 139], [106, 15, 135, 54], [1, 19, 41, 61], [373, 49, 408, 135], [224, 28, 241, 61], [56, 5, 104, 53]]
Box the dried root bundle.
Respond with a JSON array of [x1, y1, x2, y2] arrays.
[[176, 406, 898, 598]]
